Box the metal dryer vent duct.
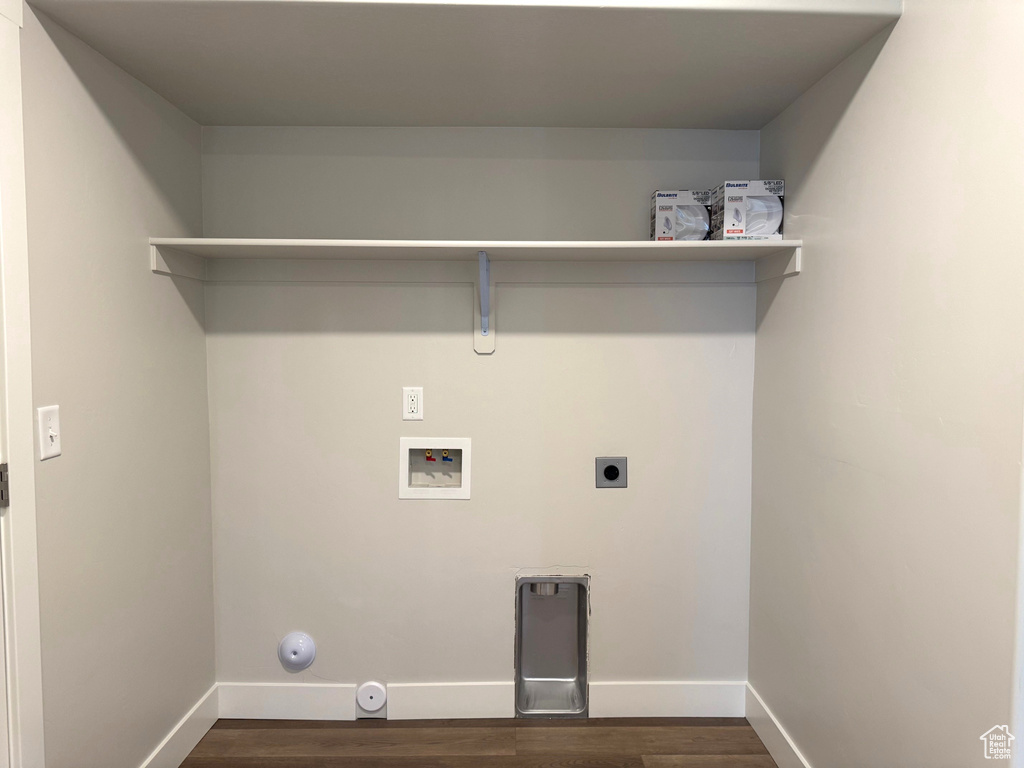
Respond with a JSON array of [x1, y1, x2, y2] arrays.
[[530, 582, 559, 596], [515, 575, 589, 718]]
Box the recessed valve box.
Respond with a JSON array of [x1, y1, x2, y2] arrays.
[[399, 437, 471, 499]]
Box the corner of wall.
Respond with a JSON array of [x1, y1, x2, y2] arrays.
[[745, 685, 811, 768], [20, 7, 215, 767]]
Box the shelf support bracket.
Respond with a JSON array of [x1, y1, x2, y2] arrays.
[[479, 251, 490, 335], [474, 250, 495, 354], [754, 245, 802, 283], [150, 244, 207, 281]]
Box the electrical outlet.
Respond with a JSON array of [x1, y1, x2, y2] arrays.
[[595, 457, 627, 488], [402, 387, 423, 421]]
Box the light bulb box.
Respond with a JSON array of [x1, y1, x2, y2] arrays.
[[710, 180, 785, 240], [650, 190, 712, 241]]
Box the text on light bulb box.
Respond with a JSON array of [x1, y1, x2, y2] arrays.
[[710, 180, 785, 240], [650, 190, 712, 241]]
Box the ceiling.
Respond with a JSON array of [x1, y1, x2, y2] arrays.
[[28, 0, 901, 128]]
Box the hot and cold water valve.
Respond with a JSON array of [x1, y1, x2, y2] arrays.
[[399, 437, 472, 499], [399, 442, 626, 497]]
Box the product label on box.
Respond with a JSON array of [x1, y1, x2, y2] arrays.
[[710, 180, 785, 240], [650, 190, 712, 241], [750, 179, 785, 196]]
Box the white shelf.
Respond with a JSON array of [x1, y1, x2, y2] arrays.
[[32, 0, 899, 129], [150, 237, 803, 288], [151, 237, 801, 263], [150, 237, 802, 354]]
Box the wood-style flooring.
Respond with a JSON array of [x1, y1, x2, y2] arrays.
[[183, 717, 777, 767]]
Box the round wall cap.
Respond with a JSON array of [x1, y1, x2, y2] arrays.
[[278, 632, 316, 671]]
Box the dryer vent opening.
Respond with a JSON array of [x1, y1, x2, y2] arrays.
[[515, 576, 589, 718]]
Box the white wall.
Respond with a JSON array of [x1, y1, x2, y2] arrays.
[[21, 8, 214, 767], [201, 127, 758, 240], [207, 280, 755, 688], [751, 2, 1024, 766], [203, 127, 759, 692]]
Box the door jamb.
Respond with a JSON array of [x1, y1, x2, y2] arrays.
[[0, 9, 47, 768]]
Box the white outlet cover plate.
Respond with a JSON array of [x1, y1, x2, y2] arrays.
[[402, 386, 423, 421], [399, 437, 471, 500], [37, 405, 61, 460]]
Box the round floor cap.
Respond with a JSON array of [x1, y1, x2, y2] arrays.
[[357, 681, 387, 712]]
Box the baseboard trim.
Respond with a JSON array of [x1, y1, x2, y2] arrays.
[[146, 679, 752, 750], [218, 682, 358, 720], [138, 684, 218, 768], [588, 681, 746, 718], [387, 682, 514, 720], [745, 684, 813, 768]]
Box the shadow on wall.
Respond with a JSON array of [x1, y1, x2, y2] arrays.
[[203, 124, 759, 163], [198, 127, 759, 241], [755, 22, 895, 328], [201, 282, 756, 336], [169, 274, 205, 327], [33, 9, 201, 235]]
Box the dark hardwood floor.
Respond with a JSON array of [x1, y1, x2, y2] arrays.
[[182, 717, 777, 767]]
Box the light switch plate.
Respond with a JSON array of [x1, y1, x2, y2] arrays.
[[37, 405, 61, 460]]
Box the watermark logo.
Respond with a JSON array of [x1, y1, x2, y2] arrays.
[[980, 725, 1014, 759]]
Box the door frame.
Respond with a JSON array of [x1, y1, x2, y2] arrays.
[[0, 5, 47, 767]]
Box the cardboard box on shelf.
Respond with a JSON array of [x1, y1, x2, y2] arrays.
[[650, 190, 712, 241], [710, 180, 785, 240]]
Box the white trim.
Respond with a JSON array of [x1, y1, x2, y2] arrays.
[[0, 16, 45, 768], [138, 685, 218, 768], [0, 0, 20, 28], [210, 680, 749, 722], [387, 682, 514, 720], [588, 681, 746, 718], [149, 237, 803, 264], [150, 245, 206, 281], [1012, 395, 1024, 768], [218, 683, 357, 720], [745, 684, 813, 768], [147, 1, 902, 11], [125, 678, 762, 759], [754, 245, 802, 283]]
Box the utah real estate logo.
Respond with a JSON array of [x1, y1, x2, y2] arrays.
[[980, 725, 1014, 759]]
